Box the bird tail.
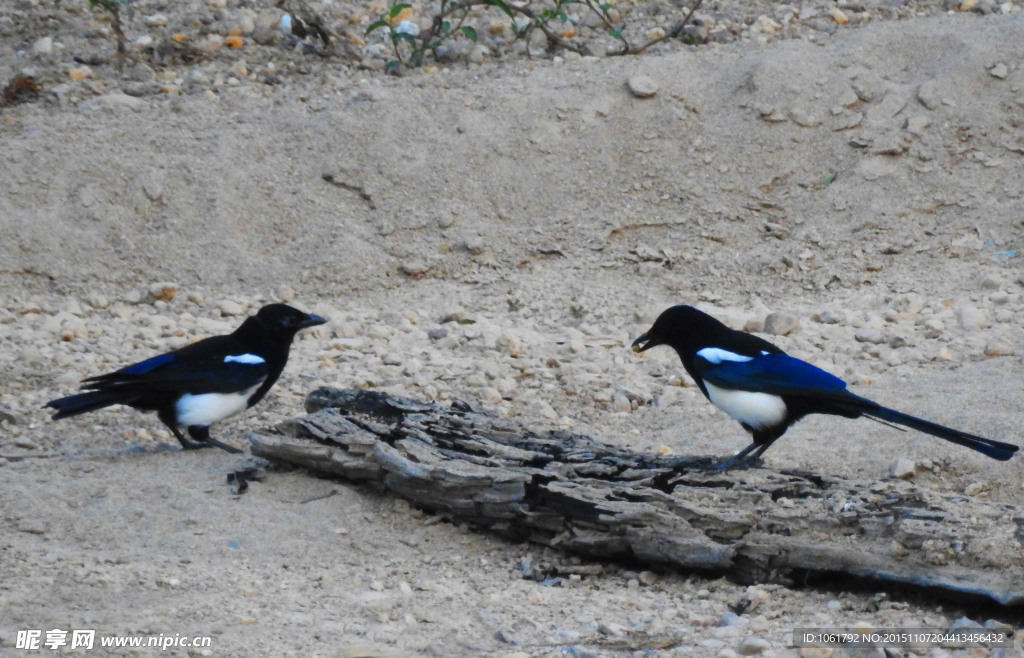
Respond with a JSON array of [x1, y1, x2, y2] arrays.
[[45, 391, 131, 420], [858, 404, 1018, 461]]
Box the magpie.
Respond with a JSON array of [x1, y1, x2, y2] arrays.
[[632, 305, 1019, 469], [46, 303, 326, 454]]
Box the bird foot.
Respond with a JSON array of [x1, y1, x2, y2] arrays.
[[176, 437, 243, 454]]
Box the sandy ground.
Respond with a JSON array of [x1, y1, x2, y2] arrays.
[[2, 3, 1024, 656]]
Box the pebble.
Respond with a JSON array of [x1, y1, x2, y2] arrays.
[[627, 75, 659, 99], [400, 261, 431, 278], [737, 637, 771, 655], [763, 312, 800, 336], [888, 457, 916, 479], [219, 300, 246, 316], [988, 62, 1009, 79], [956, 305, 987, 330], [32, 36, 53, 55], [81, 92, 144, 112], [854, 328, 884, 344], [983, 340, 1014, 357], [148, 283, 177, 304], [610, 392, 632, 413]]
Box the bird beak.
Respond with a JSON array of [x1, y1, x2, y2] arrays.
[[631, 331, 654, 353], [300, 313, 328, 329]]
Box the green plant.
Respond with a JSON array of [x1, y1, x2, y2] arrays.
[[87, 0, 131, 56], [507, 298, 523, 312], [570, 304, 587, 320], [365, 0, 705, 69]]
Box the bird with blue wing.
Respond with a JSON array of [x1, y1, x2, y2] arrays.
[[632, 305, 1019, 469], [46, 303, 326, 454]]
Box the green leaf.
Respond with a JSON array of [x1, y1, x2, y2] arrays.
[[456, 318, 476, 325], [365, 18, 389, 35], [389, 3, 412, 17], [461, 25, 478, 41], [484, 0, 515, 18], [608, 27, 621, 38], [822, 171, 838, 186], [441, 20, 451, 31], [394, 31, 418, 45]]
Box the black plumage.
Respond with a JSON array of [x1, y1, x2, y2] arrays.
[[46, 303, 326, 453], [632, 305, 1019, 468]]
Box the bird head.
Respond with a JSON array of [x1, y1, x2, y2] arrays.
[[632, 305, 718, 354], [255, 304, 327, 335]]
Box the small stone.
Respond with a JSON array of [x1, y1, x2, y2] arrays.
[[400, 261, 431, 278], [737, 637, 771, 655], [468, 43, 490, 64], [598, 621, 626, 636], [428, 327, 447, 340], [829, 6, 849, 23], [917, 79, 942, 110], [798, 648, 834, 658], [980, 275, 1002, 290], [763, 312, 800, 336], [276, 285, 296, 303], [496, 629, 522, 645], [983, 340, 1014, 357], [480, 387, 502, 404], [627, 75, 658, 99], [496, 332, 522, 357], [855, 328, 884, 344], [0, 405, 16, 424], [219, 300, 245, 316], [610, 392, 632, 413], [145, 12, 169, 27], [752, 15, 782, 33], [82, 92, 144, 112], [18, 519, 47, 535], [816, 310, 842, 325], [638, 570, 658, 585], [147, 282, 177, 304], [889, 458, 916, 479], [964, 482, 986, 497], [32, 36, 53, 55], [905, 114, 931, 136], [789, 105, 822, 128], [956, 305, 987, 330], [988, 63, 1008, 79]]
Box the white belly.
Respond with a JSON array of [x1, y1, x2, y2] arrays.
[[705, 382, 787, 430], [175, 384, 261, 427]]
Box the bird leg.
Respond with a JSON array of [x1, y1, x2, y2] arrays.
[[712, 442, 772, 471], [158, 409, 210, 450], [187, 425, 243, 455]]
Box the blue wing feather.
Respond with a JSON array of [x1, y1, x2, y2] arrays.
[[118, 352, 176, 375], [700, 353, 849, 396]]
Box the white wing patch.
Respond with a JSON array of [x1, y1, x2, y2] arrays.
[[705, 383, 787, 430], [224, 353, 265, 365], [696, 347, 754, 364], [175, 384, 263, 426]]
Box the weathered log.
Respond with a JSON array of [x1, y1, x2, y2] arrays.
[[250, 387, 1024, 606]]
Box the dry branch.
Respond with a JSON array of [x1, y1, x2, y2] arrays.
[[250, 387, 1024, 606]]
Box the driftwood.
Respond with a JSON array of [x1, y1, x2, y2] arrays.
[[250, 387, 1024, 606]]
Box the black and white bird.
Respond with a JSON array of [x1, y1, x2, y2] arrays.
[[632, 305, 1019, 469], [46, 303, 326, 454]]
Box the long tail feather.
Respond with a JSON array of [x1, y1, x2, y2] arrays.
[[45, 391, 130, 420], [861, 405, 1018, 461]]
